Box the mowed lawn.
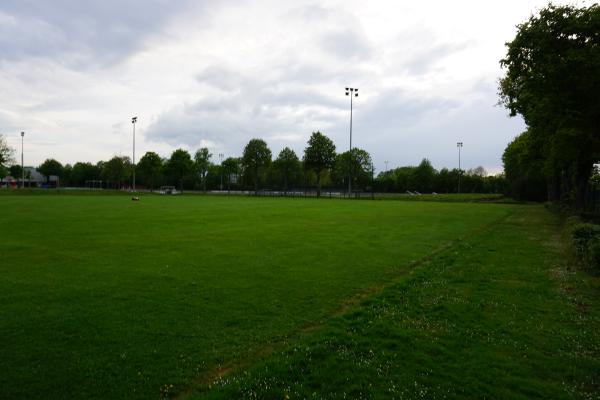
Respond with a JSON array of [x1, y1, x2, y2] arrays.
[[0, 194, 512, 399]]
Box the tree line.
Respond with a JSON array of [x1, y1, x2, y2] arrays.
[[1, 131, 502, 195], [499, 3, 600, 208]]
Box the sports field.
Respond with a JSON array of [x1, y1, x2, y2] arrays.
[[1, 194, 598, 399]]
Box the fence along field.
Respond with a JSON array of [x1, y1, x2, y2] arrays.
[[0, 194, 513, 399]]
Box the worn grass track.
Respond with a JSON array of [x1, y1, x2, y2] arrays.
[[194, 206, 600, 399]]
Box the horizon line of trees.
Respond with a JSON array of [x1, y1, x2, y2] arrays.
[[1, 132, 503, 195]]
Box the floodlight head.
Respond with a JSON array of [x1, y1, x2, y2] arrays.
[[346, 92, 349, 96], [345, 87, 349, 91], [132, 116, 137, 123], [355, 92, 358, 97], [21, 131, 24, 137]]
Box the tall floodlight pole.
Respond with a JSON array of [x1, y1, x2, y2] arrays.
[[345, 87, 358, 195], [457, 142, 463, 194], [21, 131, 24, 188], [219, 153, 224, 190], [384, 160, 389, 172], [132, 116, 137, 191]]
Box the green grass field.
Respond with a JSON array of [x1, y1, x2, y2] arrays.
[[1, 194, 598, 399]]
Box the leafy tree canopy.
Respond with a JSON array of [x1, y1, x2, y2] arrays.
[[499, 3, 600, 207], [242, 139, 271, 192], [38, 159, 64, 182], [0, 134, 15, 168]]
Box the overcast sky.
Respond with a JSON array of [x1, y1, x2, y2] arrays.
[[0, 0, 575, 173]]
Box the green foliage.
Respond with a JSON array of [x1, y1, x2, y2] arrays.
[[221, 157, 241, 191], [502, 130, 547, 201], [100, 156, 131, 188], [375, 161, 503, 194], [273, 147, 301, 191], [9, 164, 23, 178], [136, 152, 163, 190], [194, 148, 212, 191], [303, 131, 336, 195], [166, 149, 194, 191], [242, 139, 271, 193], [499, 3, 600, 208], [571, 222, 600, 270], [38, 158, 64, 184], [333, 148, 373, 190], [70, 162, 101, 187], [0, 134, 14, 169]]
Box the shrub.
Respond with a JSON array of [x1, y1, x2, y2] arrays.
[[571, 223, 600, 270]]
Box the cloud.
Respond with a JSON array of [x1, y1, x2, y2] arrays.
[[0, 0, 203, 66]]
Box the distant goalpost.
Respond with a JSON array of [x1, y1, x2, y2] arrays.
[[85, 180, 103, 190]]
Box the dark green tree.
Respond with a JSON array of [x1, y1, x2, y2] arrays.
[[101, 156, 132, 189], [194, 148, 212, 192], [71, 162, 101, 187], [412, 158, 436, 193], [222, 157, 241, 192], [303, 131, 336, 196], [137, 152, 163, 190], [502, 130, 547, 201], [334, 148, 373, 191], [242, 139, 272, 194], [499, 3, 600, 207], [166, 149, 194, 191], [0, 135, 14, 174], [9, 164, 22, 179], [38, 159, 64, 186], [273, 147, 301, 193]]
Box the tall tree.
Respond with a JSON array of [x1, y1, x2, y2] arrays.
[[334, 148, 373, 191], [101, 156, 131, 189], [194, 148, 212, 192], [71, 162, 101, 187], [9, 164, 22, 179], [499, 3, 600, 208], [0, 134, 15, 177], [38, 159, 64, 186], [166, 149, 194, 191], [303, 131, 336, 196], [273, 147, 300, 193], [137, 152, 163, 190], [242, 139, 271, 194], [222, 157, 240, 192]]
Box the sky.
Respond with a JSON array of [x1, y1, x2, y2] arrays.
[[0, 0, 576, 174]]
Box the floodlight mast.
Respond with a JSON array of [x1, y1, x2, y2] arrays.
[[132, 116, 137, 191], [345, 87, 358, 195], [457, 142, 463, 194], [21, 131, 24, 189]]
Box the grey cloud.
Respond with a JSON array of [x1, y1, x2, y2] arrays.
[[0, 0, 204, 65], [196, 66, 244, 91], [403, 42, 472, 75], [319, 28, 374, 60]]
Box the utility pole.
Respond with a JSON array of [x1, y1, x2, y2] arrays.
[[345, 87, 358, 196]]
